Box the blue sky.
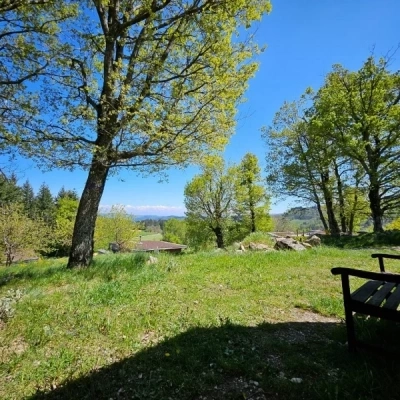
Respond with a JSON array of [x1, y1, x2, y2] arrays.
[[13, 0, 400, 216]]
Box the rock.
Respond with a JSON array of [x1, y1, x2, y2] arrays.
[[146, 255, 158, 265], [236, 250, 244, 253], [97, 249, 109, 254], [274, 237, 307, 251], [249, 243, 272, 251], [302, 242, 313, 249], [109, 242, 120, 253], [239, 243, 246, 252], [305, 235, 321, 247]]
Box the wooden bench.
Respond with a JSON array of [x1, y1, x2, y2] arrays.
[[331, 253, 400, 352]]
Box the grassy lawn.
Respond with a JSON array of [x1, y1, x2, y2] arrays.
[[1, 247, 400, 399], [137, 231, 163, 241]]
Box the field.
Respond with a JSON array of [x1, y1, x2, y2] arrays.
[[1, 247, 400, 399]]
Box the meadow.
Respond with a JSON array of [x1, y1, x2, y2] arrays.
[[1, 246, 400, 399]]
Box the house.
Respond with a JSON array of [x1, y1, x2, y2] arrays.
[[134, 240, 187, 254]]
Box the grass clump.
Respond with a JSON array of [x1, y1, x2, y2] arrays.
[[240, 231, 276, 247]]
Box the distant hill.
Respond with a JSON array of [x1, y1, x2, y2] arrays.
[[272, 206, 324, 232]]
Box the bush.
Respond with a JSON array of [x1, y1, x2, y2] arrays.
[[240, 232, 275, 247]]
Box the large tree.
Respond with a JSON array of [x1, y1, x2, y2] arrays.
[[315, 57, 400, 232], [13, 0, 270, 267], [263, 96, 341, 234]]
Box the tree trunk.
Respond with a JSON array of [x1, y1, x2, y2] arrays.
[[67, 158, 109, 268], [368, 185, 384, 232], [212, 226, 225, 248], [321, 172, 340, 236], [250, 205, 256, 233], [315, 199, 328, 231], [333, 161, 347, 233]]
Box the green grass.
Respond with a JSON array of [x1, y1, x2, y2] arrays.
[[138, 231, 163, 241], [1, 247, 400, 399]]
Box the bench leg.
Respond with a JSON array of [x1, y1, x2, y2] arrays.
[[341, 274, 357, 352], [344, 305, 356, 352]]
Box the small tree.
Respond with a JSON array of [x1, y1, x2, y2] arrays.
[[53, 197, 79, 256], [35, 183, 55, 225], [184, 159, 236, 249], [235, 153, 272, 233], [0, 203, 51, 266], [94, 205, 138, 251]]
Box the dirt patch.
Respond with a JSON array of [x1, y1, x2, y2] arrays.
[[0, 336, 28, 362], [289, 309, 340, 323]]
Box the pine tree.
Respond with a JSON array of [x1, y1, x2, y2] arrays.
[[21, 180, 36, 218], [35, 183, 55, 226]]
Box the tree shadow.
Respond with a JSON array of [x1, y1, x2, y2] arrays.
[[29, 319, 400, 400]]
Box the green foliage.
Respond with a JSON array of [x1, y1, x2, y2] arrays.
[[386, 217, 400, 230], [315, 56, 400, 231], [185, 158, 236, 248], [0, 173, 22, 206], [0, 1, 77, 150], [20, 180, 36, 218], [35, 183, 55, 225], [240, 231, 275, 247], [0, 203, 52, 266], [94, 205, 139, 251], [53, 197, 79, 256], [162, 218, 187, 244], [235, 153, 272, 233]]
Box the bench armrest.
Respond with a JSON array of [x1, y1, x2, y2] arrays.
[[331, 267, 400, 283], [371, 253, 400, 272]]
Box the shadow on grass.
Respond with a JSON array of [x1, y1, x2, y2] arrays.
[[320, 230, 400, 249], [0, 264, 66, 288], [29, 320, 400, 400], [0, 254, 149, 288]]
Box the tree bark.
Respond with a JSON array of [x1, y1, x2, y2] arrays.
[[333, 161, 347, 233], [368, 185, 384, 232], [250, 204, 256, 233], [321, 172, 340, 236], [67, 158, 109, 268], [212, 226, 225, 249]]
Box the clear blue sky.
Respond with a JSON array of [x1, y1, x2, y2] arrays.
[[12, 0, 400, 216]]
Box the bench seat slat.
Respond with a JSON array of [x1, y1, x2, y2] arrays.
[[351, 280, 383, 303], [383, 284, 400, 310], [366, 282, 396, 307]]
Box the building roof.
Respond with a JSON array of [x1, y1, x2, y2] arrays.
[[134, 240, 187, 251]]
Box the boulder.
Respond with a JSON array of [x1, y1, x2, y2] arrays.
[[97, 249, 109, 254], [305, 235, 321, 247], [239, 243, 246, 252], [249, 242, 272, 251], [274, 237, 307, 251], [302, 242, 313, 250], [146, 255, 158, 265]]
